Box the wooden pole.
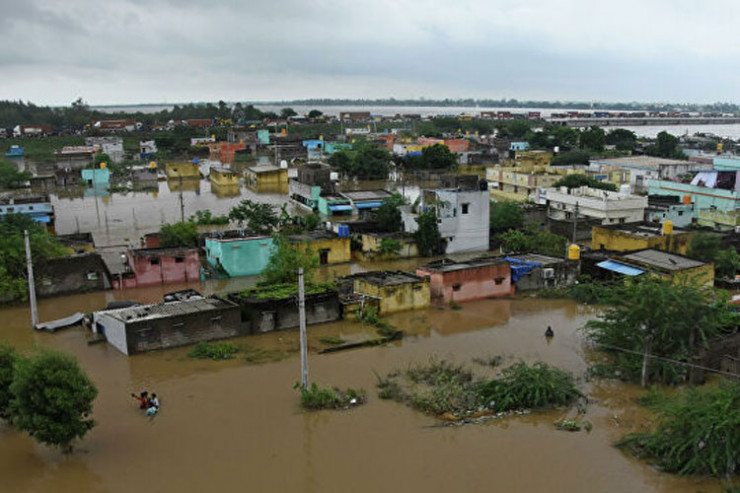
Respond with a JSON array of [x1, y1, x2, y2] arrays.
[[298, 268, 309, 391], [641, 333, 652, 388]]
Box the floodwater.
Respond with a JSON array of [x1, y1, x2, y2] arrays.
[[0, 291, 730, 493]]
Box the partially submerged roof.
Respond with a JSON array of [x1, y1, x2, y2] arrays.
[[347, 271, 425, 286], [102, 297, 236, 323], [340, 190, 392, 202], [420, 257, 506, 273], [248, 164, 283, 173], [620, 249, 706, 271]]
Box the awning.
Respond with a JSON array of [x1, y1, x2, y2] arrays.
[[355, 201, 382, 209], [597, 260, 645, 276], [329, 205, 353, 212]]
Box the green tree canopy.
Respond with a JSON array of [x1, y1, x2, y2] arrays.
[[373, 192, 406, 233], [497, 227, 567, 257], [9, 349, 98, 452], [0, 343, 17, 420], [261, 234, 319, 285], [490, 201, 525, 234], [579, 126, 605, 152], [584, 277, 733, 385], [414, 210, 442, 257], [328, 143, 391, 180], [419, 143, 457, 170], [646, 131, 686, 160], [605, 128, 637, 152], [159, 221, 199, 248], [228, 199, 279, 233], [307, 109, 323, 119], [550, 150, 591, 166], [552, 173, 617, 191], [280, 108, 298, 119], [0, 160, 31, 189], [686, 233, 722, 262]]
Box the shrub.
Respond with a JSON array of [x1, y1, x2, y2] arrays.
[[188, 341, 240, 360], [297, 382, 366, 410]]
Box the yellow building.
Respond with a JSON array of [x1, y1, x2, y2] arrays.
[[245, 164, 289, 194], [357, 233, 419, 260], [615, 249, 714, 287], [287, 232, 351, 265], [591, 224, 697, 255], [211, 183, 241, 198], [346, 271, 430, 314], [696, 209, 740, 232], [487, 166, 561, 202], [165, 161, 200, 179], [209, 167, 240, 187]]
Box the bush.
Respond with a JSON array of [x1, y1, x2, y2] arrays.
[[618, 381, 740, 477], [0, 343, 17, 420], [298, 382, 366, 411], [187, 341, 240, 360]]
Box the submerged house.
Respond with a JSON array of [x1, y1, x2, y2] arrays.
[[244, 164, 289, 193], [0, 194, 56, 233], [597, 249, 714, 287], [93, 297, 244, 355], [416, 257, 513, 304], [341, 271, 430, 314], [505, 254, 580, 292], [209, 166, 240, 187], [118, 247, 201, 288], [165, 161, 200, 180]]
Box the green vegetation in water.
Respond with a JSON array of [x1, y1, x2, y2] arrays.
[[377, 358, 581, 419], [358, 306, 398, 338], [296, 382, 366, 411], [617, 381, 740, 478], [241, 345, 290, 364], [318, 336, 345, 346], [240, 281, 336, 300], [448, 300, 462, 310], [187, 341, 240, 360], [472, 355, 503, 368], [191, 209, 230, 225]]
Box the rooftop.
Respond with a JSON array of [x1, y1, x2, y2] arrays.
[[420, 257, 506, 273], [104, 297, 235, 323], [248, 164, 283, 173], [347, 270, 425, 286], [620, 249, 705, 271], [506, 253, 564, 266], [591, 156, 690, 168], [340, 189, 393, 201], [595, 222, 690, 238]]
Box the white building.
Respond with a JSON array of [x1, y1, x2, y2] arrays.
[[544, 186, 648, 225], [85, 137, 124, 163], [402, 177, 490, 254]]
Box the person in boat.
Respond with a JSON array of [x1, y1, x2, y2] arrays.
[[545, 326, 554, 338], [132, 391, 149, 410]]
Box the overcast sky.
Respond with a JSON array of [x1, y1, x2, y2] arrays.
[[2, 0, 738, 106]]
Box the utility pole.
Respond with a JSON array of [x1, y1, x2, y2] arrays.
[[641, 332, 652, 388], [572, 201, 579, 245], [179, 176, 185, 223], [24, 230, 38, 328], [298, 267, 309, 391]]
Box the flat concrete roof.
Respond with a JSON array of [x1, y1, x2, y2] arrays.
[[348, 270, 424, 286], [104, 297, 235, 323], [340, 190, 392, 201], [248, 165, 283, 173], [507, 253, 564, 266], [591, 156, 690, 168], [620, 249, 705, 271], [420, 257, 506, 273]]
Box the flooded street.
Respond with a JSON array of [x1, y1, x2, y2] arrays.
[[0, 292, 728, 493]]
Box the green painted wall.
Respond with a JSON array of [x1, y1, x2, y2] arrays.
[[205, 236, 274, 277]]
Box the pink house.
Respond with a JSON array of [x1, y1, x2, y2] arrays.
[[117, 247, 201, 288], [416, 258, 513, 304]]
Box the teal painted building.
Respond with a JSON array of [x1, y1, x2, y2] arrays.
[[324, 142, 352, 154], [648, 170, 740, 212], [205, 234, 274, 277], [81, 168, 110, 186], [318, 195, 352, 216]]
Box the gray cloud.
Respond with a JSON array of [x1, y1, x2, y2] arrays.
[[0, 0, 738, 105]]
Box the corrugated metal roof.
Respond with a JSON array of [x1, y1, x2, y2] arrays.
[[597, 260, 645, 276]]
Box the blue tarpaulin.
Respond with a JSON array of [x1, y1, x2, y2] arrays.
[[597, 260, 645, 276], [504, 257, 542, 282], [31, 215, 52, 223], [329, 205, 353, 212]]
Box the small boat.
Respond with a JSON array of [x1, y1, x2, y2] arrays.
[[5, 145, 24, 157]]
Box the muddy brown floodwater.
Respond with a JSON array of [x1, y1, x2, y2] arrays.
[[0, 289, 732, 493]]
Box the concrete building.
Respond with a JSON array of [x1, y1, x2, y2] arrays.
[[205, 232, 274, 278], [85, 136, 125, 163], [506, 254, 580, 292], [54, 147, 97, 170], [590, 156, 712, 194], [36, 253, 112, 297], [119, 247, 201, 288], [81, 166, 110, 187], [591, 223, 697, 255], [545, 186, 648, 226], [209, 167, 240, 187], [645, 195, 695, 228], [696, 208, 740, 231], [649, 169, 740, 212], [165, 161, 200, 180], [416, 257, 513, 304], [94, 297, 243, 355], [402, 175, 490, 254], [342, 271, 430, 314], [228, 289, 340, 334], [340, 189, 393, 217], [244, 164, 289, 194], [356, 233, 418, 260], [598, 249, 714, 287], [317, 194, 352, 217], [0, 194, 55, 233], [488, 166, 561, 202]]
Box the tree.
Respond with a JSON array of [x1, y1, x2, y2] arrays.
[[606, 128, 637, 152], [0, 343, 17, 420], [419, 144, 457, 170], [373, 192, 406, 233], [0, 214, 67, 301], [307, 109, 323, 119], [280, 108, 298, 119], [551, 126, 580, 150], [497, 227, 567, 257], [261, 234, 319, 285], [714, 246, 740, 279], [228, 200, 279, 233], [552, 173, 617, 192], [584, 277, 733, 385], [0, 160, 31, 189], [490, 201, 525, 235], [159, 221, 199, 248], [550, 150, 591, 166], [579, 126, 605, 152], [646, 131, 686, 159], [93, 153, 112, 167], [686, 233, 722, 262], [9, 349, 97, 452], [352, 144, 391, 180], [414, 211, 442, 257], [327, 151, 353, 176]]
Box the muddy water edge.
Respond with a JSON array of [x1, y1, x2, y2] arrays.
[[0, 292, 729, 493]]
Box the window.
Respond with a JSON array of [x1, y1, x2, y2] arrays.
[[461, 203, 469, 214], [149, 257, 160, 265], [678, 211, 684, 216], [174, 256, 184, 263], [452, 284, 461, 292], [619, 218, 626, 224], [494, 277, 504, 285]]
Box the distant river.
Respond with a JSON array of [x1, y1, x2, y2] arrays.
[[94, 104, 740, 139]]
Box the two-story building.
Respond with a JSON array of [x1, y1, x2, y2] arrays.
[[544, 186, 648, 226]]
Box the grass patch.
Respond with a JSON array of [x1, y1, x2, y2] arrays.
[[242, 345, 290, 364], [296, 382, 366, 411], [240, 282, 336, 300], [188, 341, 240, 360], [318, 336, 345, 346], [376, 359, 582, 419], [359, 305, 400, 338]]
